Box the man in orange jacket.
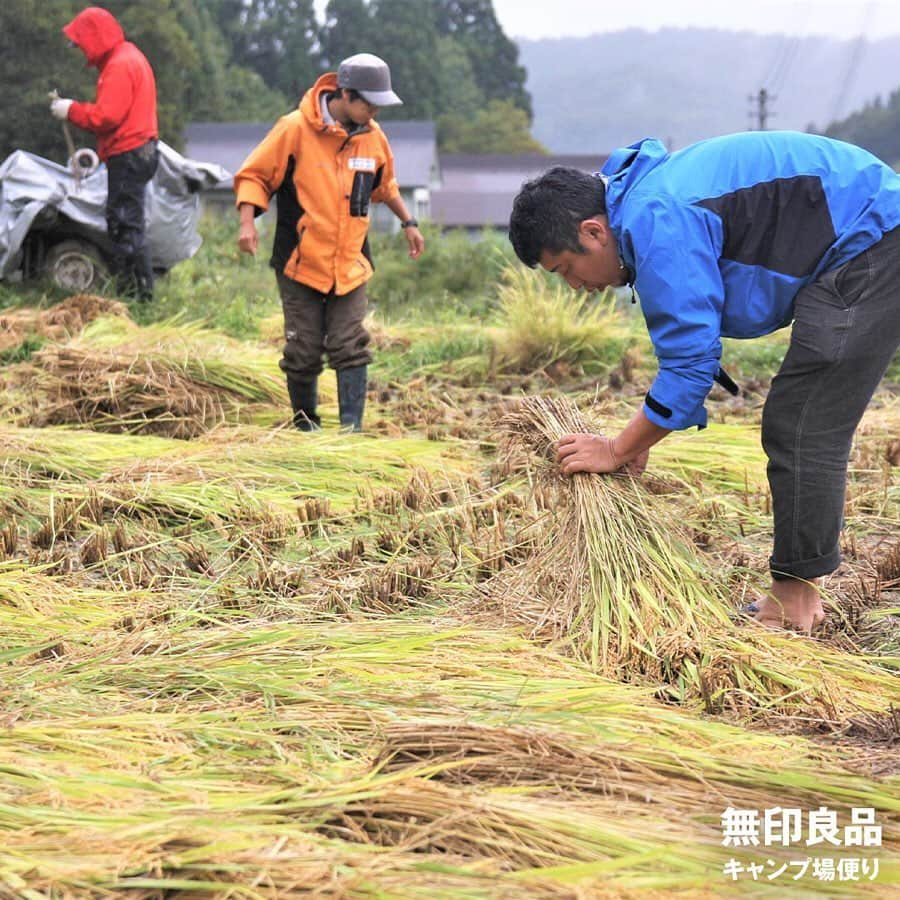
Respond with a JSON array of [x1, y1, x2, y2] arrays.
[[235, 53, 424, 432], [50, 6, 159, 301]]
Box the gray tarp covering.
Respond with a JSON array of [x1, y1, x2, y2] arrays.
[[0, 141, 230, 279]]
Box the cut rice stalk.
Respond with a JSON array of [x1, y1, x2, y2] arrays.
[[493, 396, 900, 728]]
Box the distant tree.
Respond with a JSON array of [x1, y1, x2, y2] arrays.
[[1, 0, 96, 161], [365, 0, 444, 121], [824, 87, 900, 166], [320, 0, 450, 121], [435, 0, 531, 119], [439, 99, 547, 154], [173, 0, 541, 153], [319, 0, 376, 70], [434, 35, 482, 116], [205, 0, 258, 64], [317, 0, 539, 150], [270, 0, 321, 98], [177, 0, 227, 118], [177, 0, 291, 118], [211, 0, 320, 99], [222, 67, 294, 119]]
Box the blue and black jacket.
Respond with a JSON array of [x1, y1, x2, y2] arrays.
[[601, 131, 900, 430]]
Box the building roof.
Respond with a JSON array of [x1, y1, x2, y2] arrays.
[[184, 120, 439, 190], [381, 121, 439, 187], [431, 153, 609, 228]]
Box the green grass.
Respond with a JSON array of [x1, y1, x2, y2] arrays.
[[721, 331, 792, 379], [132, 216, 280, 339], [367, 224, 513, 318], [492, 265, 631, 376], [0, 279, 58, 313], [372, 321, 493, 383], [724, 331, 900, 385], [0, 333, 45, 364]]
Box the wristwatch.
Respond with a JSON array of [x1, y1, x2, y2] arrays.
[[400, 218, 419, 229]]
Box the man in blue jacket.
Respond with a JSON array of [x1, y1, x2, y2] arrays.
[[508, 131, 900, 633]]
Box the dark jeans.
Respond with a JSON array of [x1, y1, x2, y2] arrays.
[[762, 226, 900, 581], [276, 273, 373, 380], [106, 140, 159, 300]]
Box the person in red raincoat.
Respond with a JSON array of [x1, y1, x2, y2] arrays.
[[50, 6, 159, 301]]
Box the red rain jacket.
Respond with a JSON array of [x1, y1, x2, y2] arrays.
[[63, 7, 158, 161]]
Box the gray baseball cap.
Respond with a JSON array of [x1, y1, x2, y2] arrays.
[[337, 53, 403, 107]]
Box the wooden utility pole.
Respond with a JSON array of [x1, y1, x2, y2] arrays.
[[748, 88, 774, 131]]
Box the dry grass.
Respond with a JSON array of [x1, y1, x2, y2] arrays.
[[1, 296, 897, 896], [0, 293, 128, 353], [2, 311, 286, 438], [22, 344, 260, 437]]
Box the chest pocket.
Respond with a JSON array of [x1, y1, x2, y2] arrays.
[[348, 160, 384, 218], [350, 171, 374, 217]]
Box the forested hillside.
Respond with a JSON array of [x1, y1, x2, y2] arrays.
[[520, 28, 900, 161], [1, 0, 540, 163], [826, 88, 900, 166]]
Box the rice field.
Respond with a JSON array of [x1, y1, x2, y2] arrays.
[[1, 259, 898, 898]]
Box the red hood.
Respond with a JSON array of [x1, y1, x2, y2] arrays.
[[63, 6, 124, 67]]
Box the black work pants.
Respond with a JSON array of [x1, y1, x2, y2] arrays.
[[762, 226, 900, 581], [106, 140, 159, 301]]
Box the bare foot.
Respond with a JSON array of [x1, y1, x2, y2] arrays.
[[753, 578, 825, 632]]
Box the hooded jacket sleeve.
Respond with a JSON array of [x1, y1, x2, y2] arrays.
[[68, 56, 133, 134], [234, 116, 299, 213], [625, 195, 726, 431]]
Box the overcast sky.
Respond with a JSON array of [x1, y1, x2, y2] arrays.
[[314, 1, 900, 41], [492, 1, 899, 40]]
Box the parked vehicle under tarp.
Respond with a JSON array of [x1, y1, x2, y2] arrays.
[[0, 142, 229, 292]]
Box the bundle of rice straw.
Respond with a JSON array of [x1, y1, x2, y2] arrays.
[[20, 319, 285, 439], [492, 396, 898, 728], [496, 396, 731, 673]]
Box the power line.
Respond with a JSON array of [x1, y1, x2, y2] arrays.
[[760, 1, 803, 94], [767, 34, 801, 96], [748, 2, 803, 133], [829, 2, 876, 124]]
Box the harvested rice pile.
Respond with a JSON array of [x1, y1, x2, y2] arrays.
[[1, 605, 896, 896], [490, 396, 900, 729], [25, 344, 269, 437], [7, 316, 285, 438], [0, 293, 127, 353]]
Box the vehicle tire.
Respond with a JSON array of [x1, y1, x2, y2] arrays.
[[43, 239, 110, 294]]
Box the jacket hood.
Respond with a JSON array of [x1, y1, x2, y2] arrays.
[[601, 138, 669, 227], [300, 72, 340, 131], [63, 7, 124, 67]]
